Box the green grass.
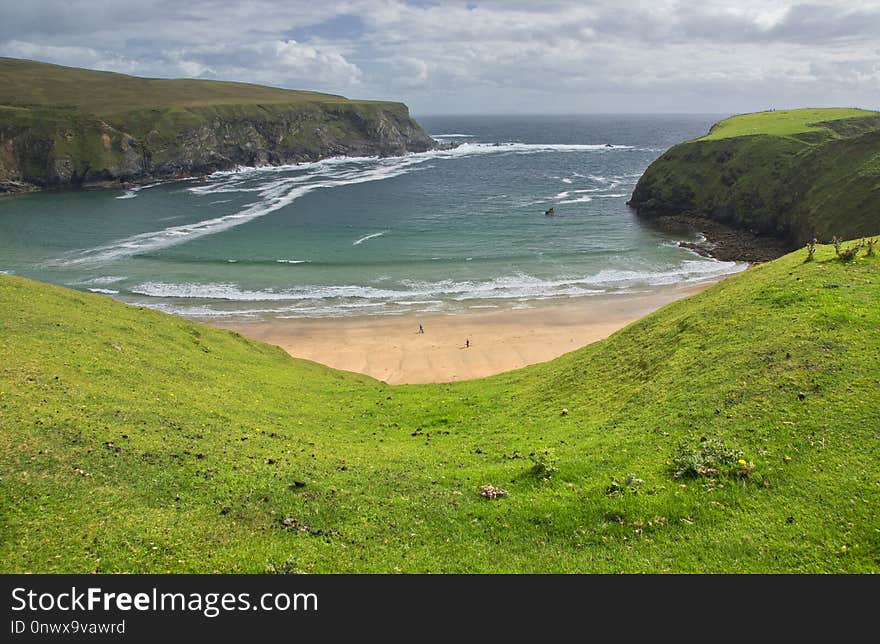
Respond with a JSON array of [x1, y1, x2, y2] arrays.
[[1, 243, 878, 573], [0, 57, 381, 116], [699, 108, 878, 142]]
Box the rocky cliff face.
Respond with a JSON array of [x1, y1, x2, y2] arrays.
[[628, 115, 880, 247], [0, 102, 436, 193]]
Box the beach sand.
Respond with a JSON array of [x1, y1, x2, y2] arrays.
[[214, 283, 714, 384]]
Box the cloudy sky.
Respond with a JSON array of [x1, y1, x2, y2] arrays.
[[1, 1, 878, 114]]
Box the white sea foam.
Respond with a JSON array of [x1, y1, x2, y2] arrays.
[[130, 281, 411, 301], [79, 275, 127, 285], [127, 259, 741, 313], [561, 178, 573, 184], [353, 231, 387, 246], [87, 288, 119, 294], [53, 140, 641, 267], [114, 182, 164, 199], [276, 259, 309, 264], [446, 142, 632, 155], [53, 160, 425, 266], [559, 196, 593, 204], [395, 300, 443, 305], [124, 256, 743, 318]]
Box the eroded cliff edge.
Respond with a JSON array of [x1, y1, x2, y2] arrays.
[[628, 110, 880, 253], [0, 58, 436, 193]]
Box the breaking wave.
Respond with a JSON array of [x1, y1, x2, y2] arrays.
[[124, 259, 743, 317], [353, 231, 387, 246]]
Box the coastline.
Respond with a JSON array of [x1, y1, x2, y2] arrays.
[[642, 213, 791, 263], [212, 281, 720, 384], [0, 141, 459, 197]]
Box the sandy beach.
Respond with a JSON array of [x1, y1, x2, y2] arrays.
[[213, 282, 716, 384]]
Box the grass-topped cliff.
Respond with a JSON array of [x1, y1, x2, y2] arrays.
[[0, 58, 435, 193], [629, 108, 880, 247], [1, 243, 877, 573]]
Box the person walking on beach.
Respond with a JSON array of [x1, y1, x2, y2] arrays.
[[466, 339, 470, 348], [419, 323, 424, 334]]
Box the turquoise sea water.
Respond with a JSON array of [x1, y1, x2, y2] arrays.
[[0, 114, 743, 319]]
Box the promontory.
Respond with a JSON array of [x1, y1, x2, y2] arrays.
[[0, 57, 436, 193], [628, 108, 880, 255]]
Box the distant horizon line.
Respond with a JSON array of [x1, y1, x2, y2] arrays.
[[411, 107, 876, 118], [412, 112, 733, 117]]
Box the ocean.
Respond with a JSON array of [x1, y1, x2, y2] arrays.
[[0, 114, 744, 319]]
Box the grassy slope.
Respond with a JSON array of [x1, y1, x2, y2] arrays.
[[699, 108, 876, 141], [630, 108, 880, 245], [1, 244, 878, 573], [0, 57, 371, 114]]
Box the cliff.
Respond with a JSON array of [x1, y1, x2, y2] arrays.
[[0, 58, 436, 193], [628, 108, 880, 247]]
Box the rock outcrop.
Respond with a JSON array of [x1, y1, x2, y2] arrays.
[[0, 102, 436, 193]]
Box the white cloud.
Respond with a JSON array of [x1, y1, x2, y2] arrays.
[[1, 1, 878, 113]]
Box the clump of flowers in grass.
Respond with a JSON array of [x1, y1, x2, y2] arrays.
[[479, 484, 507, 499], [671, 438, 745, 479], [265, 557, 305, 574], [734, 458, 757, 479], [606, 473, 644, 497], [529, 448, 559, 478], [804, 237, 817, 262], [832, 236, 864, 262], [866, 238, 877, 257]]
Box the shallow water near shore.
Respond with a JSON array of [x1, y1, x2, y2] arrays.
[[0, 114, 743, 319]]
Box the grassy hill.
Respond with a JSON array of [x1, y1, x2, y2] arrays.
[[0, 57, 357, 115], [629, 108, 880, 246], [1, 242, 878, 573], [698, 108, 876, 141], [0, 58, 434, 192]]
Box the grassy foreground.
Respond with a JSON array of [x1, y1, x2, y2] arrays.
[[1, 244, 878, 573]]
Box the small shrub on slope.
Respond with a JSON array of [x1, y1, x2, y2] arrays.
[[529, 448, 559, 478], [832, 236, 864, 262], [671, 438, 744, 479], [804, 238, 817, 262]]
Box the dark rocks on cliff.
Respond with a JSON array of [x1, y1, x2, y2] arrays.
[[0, 180, 38, 195], [0, 103, 438, 193]]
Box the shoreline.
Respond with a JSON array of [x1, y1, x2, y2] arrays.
[[639, 213, 791, 263], [212, 281, 720, 384], [0, 142, 457, 197]]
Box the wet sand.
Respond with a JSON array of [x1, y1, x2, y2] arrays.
[[213, 282, 715, 384]]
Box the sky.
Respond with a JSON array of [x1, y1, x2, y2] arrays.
[[1, 0, 878, 115]]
